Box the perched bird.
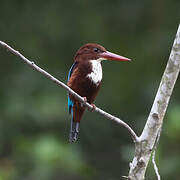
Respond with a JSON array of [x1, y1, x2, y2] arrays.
[[67, 43, 130, 143]]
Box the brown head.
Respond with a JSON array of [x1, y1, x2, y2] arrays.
[[74, 43, 131, 62]]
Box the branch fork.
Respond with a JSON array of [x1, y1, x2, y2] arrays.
[[1, 24, 180, 180]]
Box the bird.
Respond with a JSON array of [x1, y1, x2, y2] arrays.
[[67, 43, 131, 143]]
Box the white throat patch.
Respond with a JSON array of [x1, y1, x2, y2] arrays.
[[87, 60, 103, 85]]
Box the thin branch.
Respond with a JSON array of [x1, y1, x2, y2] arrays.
[[152, 128, 161, 180], [152, 151, 160, 180], [128, 24, 180, 179], [0, 40, 138, 142]]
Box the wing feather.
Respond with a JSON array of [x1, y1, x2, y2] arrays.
[[67, 62, 77, 114]]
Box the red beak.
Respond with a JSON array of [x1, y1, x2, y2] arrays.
[[100, 51, 131, 61]]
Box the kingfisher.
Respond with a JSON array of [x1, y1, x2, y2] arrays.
[[67, 43, 131, 143]]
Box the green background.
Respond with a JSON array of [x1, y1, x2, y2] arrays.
[[0, 0, 180, 179]]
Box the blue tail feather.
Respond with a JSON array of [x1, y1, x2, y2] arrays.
[[67, 62, 79, 142], [67, 62, 77, 115]]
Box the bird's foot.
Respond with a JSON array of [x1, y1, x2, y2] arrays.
[[89, 103, 96, 112], [83, 97, 87, 102], [80, 97, 87, 108], [80, 97, 96, 112]]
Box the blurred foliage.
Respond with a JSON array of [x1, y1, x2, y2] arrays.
[[0, 0, 180, 179]]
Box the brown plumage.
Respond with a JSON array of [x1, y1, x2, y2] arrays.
[[67, 43, 131, 143]]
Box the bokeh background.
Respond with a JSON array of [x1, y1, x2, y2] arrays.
[[0, 0, 180, 179]]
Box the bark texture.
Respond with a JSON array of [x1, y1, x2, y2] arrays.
[[128, 24, 180, 180], [1, 24, 180, 180]]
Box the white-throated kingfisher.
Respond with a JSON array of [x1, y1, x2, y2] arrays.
[[67, 43, 131, 143]]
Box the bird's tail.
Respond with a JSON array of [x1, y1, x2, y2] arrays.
[[69, 118, 80, 143]]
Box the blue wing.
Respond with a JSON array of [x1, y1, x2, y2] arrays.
[[67, 62, 77, 114]]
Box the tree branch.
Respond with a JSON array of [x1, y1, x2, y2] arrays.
[[0, 40, 138, 142], [151, 128, 161, 180], [128, 24, 180, 179], [2, 22, 179, 179]]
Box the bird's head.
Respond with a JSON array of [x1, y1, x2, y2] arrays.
[[74, 43, 131, 62]]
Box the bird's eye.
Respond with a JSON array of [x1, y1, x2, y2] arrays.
[[93, 48, 99, 52]]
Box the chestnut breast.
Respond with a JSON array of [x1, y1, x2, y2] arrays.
[[68, 60, 102, 103]]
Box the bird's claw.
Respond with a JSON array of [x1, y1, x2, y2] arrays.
[[80, 97, 87, 107], [89, 103, 96, 112], [81, 97, 96, 112], [83, 97, 87, 103]]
